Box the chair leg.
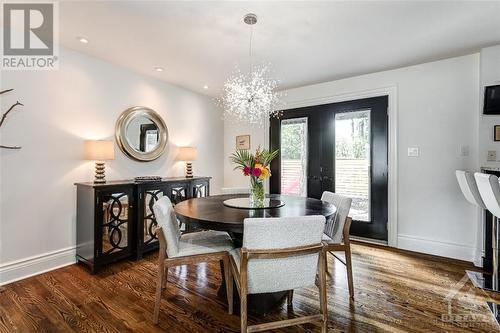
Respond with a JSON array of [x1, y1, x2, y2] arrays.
[[319, 251, 328, 333], [223, 256, 233, 315], [241, 291, 248, 333], [345, 244, 354, 301], [162, 266, 168, 289], [153, 262, 165, 324]]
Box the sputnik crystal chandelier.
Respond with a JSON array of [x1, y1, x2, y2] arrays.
[[219, 13, 282, 125]]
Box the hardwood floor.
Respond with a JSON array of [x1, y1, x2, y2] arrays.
[[1, 243, 499, 332]]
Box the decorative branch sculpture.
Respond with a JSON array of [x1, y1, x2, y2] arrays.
[[0, 88, 23, 150]]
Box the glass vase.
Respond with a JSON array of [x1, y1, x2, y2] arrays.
[[250, 177, 265, 208]]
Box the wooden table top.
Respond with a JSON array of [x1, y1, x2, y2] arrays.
[[174, 194, 336, 234]]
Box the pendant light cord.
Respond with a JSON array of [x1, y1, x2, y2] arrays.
[[249, 24, 253, 73]]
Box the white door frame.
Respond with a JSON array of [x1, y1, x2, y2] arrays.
[[280, 86, 398, 247]]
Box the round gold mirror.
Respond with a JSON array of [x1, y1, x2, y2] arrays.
[[115, 106, 168, 161]]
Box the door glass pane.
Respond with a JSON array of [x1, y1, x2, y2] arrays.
[[280, 117, 308, 196], [335, 110, 371, 222]]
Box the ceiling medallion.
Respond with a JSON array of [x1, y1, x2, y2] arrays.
[[219, 13, 283, 125]]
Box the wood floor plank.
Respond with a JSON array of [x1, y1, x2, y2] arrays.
[[37, 274, 102, 333], [1, 243, 499, 332], [5, 283, 60, 332]]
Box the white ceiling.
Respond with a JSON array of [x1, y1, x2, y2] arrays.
[[59, 1, 500, 97]]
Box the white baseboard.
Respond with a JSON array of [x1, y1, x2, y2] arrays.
[[350, 236, 388, 246], [473, 252, 484, 268], [397, 234, 475, 263], [0, 246, 76, 286]]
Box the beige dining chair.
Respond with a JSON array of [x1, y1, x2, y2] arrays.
[[152, 196, 235, 324], [228, 215, 328, 333], [321, 191, 354, 300]]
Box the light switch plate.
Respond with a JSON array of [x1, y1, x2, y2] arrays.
[[408, 147, 419, 157], [461, 145, 470, 157], [488, 150, 497, 161]]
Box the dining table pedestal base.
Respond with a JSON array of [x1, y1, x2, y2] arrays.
[[217, 273, 289, 315]]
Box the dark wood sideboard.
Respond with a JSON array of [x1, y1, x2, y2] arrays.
[[74, 177, 211, 273]]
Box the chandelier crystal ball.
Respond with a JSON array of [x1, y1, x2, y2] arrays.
[[220, 64, 282, 124]]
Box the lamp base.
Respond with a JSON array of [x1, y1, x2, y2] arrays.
[[94, 162, 106, 183], [185, 162, 193, 178]]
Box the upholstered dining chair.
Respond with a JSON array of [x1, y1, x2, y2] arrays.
[[152, 196, 235, 324], [228, 216, 328, 333], [321, 191, 354, 300]]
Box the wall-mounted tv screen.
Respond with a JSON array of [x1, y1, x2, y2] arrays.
[[484, 85, 500, 115]]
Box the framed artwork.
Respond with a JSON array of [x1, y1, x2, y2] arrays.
[[495, 126, 500, 142], [236, 135, 250, 150]]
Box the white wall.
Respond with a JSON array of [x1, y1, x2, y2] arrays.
[[223, 121, 269, 189], [0, 48, 223, 284], [224, 54, 481, 262]]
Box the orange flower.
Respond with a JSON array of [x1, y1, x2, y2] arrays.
[[259, 167, 270, 180]]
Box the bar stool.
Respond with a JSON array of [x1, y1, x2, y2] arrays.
[[456, 170, 486, 210], [475, 173, 500, 289], [474, 172, 500, 321], [456, 171, 493, 286]]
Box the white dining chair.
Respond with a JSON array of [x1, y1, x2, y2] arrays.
[[228, 215, 328, 332], [152, 196, 235, 324], [320, 191, 354, 300]]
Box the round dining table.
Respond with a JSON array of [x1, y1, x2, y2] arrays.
[[175, 194, 336, 314]]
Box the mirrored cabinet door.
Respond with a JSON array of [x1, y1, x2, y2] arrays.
[[192, 180, 210, 198], [167, 182, 190, 204], [136, 180, 208, 258], [143, 189, 164, 246], [95, 187, 134, 262], [137, 185, 171, 258]]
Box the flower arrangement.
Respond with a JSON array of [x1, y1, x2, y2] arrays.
[[230, 147, 279, 207]]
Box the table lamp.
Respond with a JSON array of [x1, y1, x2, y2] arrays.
[[84, 140, 115, 183], [177, 147, 198, 178]]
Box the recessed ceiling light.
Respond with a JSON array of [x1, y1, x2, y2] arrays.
[[203, 85, 209, 89], [154, 67, 164, 72], [77, 37, 89, 44]]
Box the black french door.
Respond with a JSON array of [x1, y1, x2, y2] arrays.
[[270, 96, 388, 241]]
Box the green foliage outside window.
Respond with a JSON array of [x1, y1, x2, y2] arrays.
[[336, 116, 369, 159], [280, 115, 369, 160], [281, 123, 305, 160]]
